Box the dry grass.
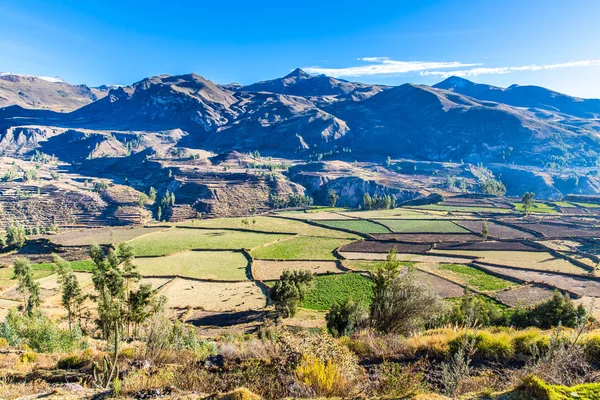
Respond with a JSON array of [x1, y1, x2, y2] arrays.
[[159, 278, 266, 311]]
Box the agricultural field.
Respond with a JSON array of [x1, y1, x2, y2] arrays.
[[302, 273, 373, 310], [315, 219, 391, 234], [135, 250, 249, 281], [375, 219, 469, 233], [436, 263, 517, 291], [128, 228, 291, 256], [512, 202, 558, 213], [251, 236, 354, 260], [3, 193, 600, 333]]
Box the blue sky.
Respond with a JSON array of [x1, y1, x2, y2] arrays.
[[1, 0, 600, 97]]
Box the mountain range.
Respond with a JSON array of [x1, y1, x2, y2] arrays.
[[1, 69, 600, 169]]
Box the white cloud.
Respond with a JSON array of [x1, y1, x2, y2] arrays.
[[303, 58, 482, 77], [420, 60, 600, 78]]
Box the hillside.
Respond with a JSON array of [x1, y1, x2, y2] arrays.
[[0, 73, 108, 111]]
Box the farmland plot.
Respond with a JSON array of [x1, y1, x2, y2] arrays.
[[251, 236, 353, 260], [495, 285, 556, 307], [51, 226, 169, 246], [376, 219, 469, 233], [456, 220, 535, 239], [136, 250, 249, 281], [252, 260, 343, 281], [316, 219, 391, 234], [129, 228, 291, 256], [303, 273, 372, 310]]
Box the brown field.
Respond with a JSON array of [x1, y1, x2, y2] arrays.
[[370, 233, 482, 243], [456, 220, 535, 239], [279, 212, 354, 220], [338, 251, 475, 264], [340, 241, 431, 254], [160, 278, 266, 311], [495, 285, 556, 307], [252, 260, 343, 281], [415, 271, 465, 298], [429, 250, 586, 274], [475, 263, 600, 297], [434, 240, 540, 252], [509, 222, 600, 238], [50, 225, 170, 246]]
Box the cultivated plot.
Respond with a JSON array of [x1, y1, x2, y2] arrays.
[[436, 264, 517, 291], [51, 226, 169, 246], [160, 278, 266, 312], [429, 250, 587, 274], [136, 250, 249, 281], [178, 216, 358, 239], [252, 260, 342, 281], [495, 285, 556, 307], [128, 228, 291, 256], [302, 273, 372, 310], [251, 236, 354, 260], [316, 219, 391, 234], [375, 219, 469, 233]]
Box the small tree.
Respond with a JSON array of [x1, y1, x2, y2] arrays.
[[363, 193, 372, 210], [13, 257, 40, 316], [6, 221, 26, 248], [53, 255, 83, 333], [326, 298, 366, 337], [370, 250, 443, 334], [522, 191, 535, 213], [385, 156, 392, 168], [327, 189, 339, 208], [481, 220, 489, 239], [270, 270, 314, 318], [148, 186, 157, 201]]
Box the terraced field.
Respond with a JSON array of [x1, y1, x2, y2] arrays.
[[135, 250, 249, 281], [3, 193, 600, 331], [128, 228, 291, 256]]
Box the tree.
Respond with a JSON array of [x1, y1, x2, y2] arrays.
[[481, 179, 506, 196], [148, 186, 157, 201], [53, 255, 83, 333], [391, 194, 397, 209], [385, 156, 392, 168], [326, 298, 366, 337], [522, 192, 535, 213], [370, 250, 443, 334], [6, 221, 26, 248], [138, 193, 149, 207], [511, 291, 586, 329], [363, 193, 372, 210], [482, 220, 489, 239], [270, 270, 314, 318], [327, 189, 339, 208], [13, 257, 40, 316]]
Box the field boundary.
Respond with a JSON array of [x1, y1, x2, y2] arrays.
[[269, 215, 370, 239]]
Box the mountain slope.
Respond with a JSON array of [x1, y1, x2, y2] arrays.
[[0, 73, 108, 112], [241, 68, 386, 99], [434, 76, 600, 118]]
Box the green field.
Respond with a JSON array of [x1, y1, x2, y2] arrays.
[[409, 204, 512, 213], [0, 267, 54, 288], [303, 273, 373, 310], [438, 264, 517, 291], [375, 219, 469, 233], [512, 202, 558, 213], [128, 228, 291, 256], [251, 236, 354, 260], [345, 259, 416, 271], [32, 259, 95, 272], [135, 251, 248, 280], [339, 208, 439, 219], [316, 219, 391, 234], [552, 201, 576, 208], [570, 202, 600, 208], [177, 216, 358, 239]]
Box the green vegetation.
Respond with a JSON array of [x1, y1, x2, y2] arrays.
[[270, 270, 314, 317], [345, 259, 416, 271], [128, 228, 291, 256], [32, 259, 95, 272], [316, 219, 391, 234], [251, 236, 353, 260], [179, 216, 358, 239], [375, 219, 469, 233], [571, 202, 600, 208], [0, 267, 53, 288], [135, 251, 248, 280], [439, 264, 516, 291], [515, 375, 600, 400], [513, 202, 557, 213], [410, 204, 512, 213], [303, 273, 372, 310]]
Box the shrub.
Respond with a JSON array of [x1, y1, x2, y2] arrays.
[[511, 291, 587, 329], [512, 328, 550, 357], [0, 337, 8, 349], [57, 352, 91, 369], [372, 360, 427, 397], [270, 270, 314, 318], [582, 332, 600, 364], [0, 310, 86, 353], [20, 351, 38, 363], [449, 331, 514, 361], [295, 354, 347, 397], [325, 298, 366, 338]]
